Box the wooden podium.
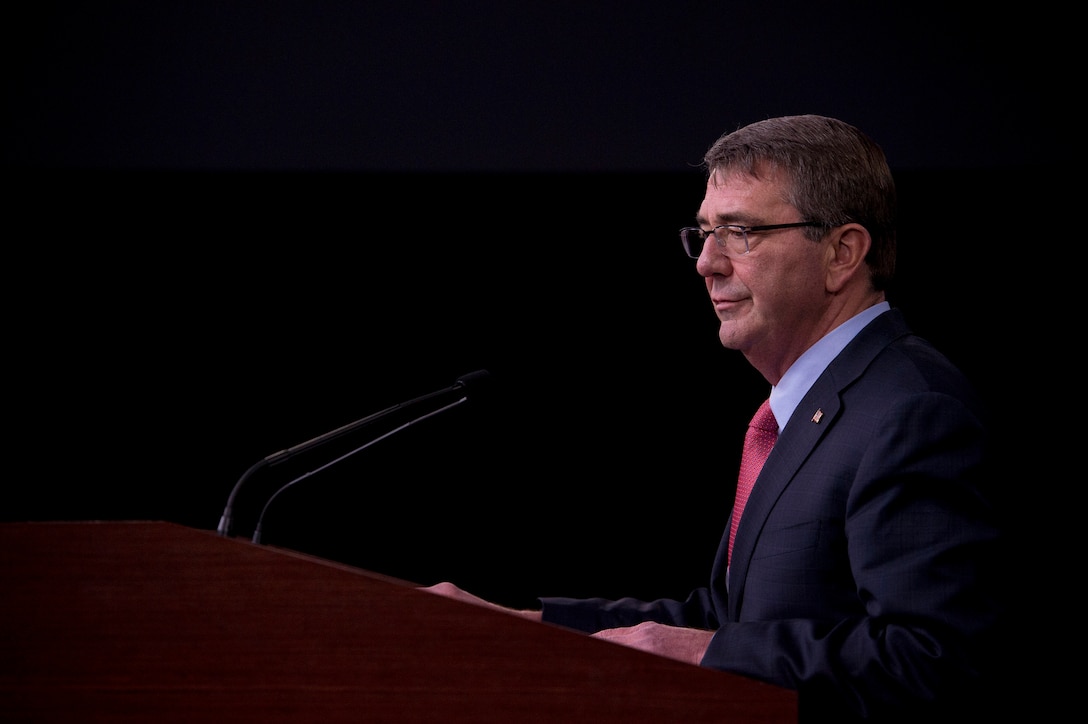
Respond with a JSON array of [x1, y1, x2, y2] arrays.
[[0, 521, 796, 722]]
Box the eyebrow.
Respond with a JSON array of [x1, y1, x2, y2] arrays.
[[694, 212, 749, 227]]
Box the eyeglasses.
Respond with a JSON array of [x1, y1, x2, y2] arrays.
[[679, 221, 825, 259]]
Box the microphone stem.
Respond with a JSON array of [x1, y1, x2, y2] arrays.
[[251, 396, 468, 544]]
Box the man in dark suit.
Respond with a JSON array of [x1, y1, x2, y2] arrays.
[[424, 115, 1005, 722]]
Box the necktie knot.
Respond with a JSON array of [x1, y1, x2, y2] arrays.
[[750, 400, 778, 433]]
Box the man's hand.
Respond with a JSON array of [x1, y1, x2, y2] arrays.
[[419, 582, 543, 622], [591, 621, 713, 666]]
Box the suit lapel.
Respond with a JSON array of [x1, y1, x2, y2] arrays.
[[726, 309, 910, 620]]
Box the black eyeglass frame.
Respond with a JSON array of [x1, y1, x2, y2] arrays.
[[679, 221, 826, 259]]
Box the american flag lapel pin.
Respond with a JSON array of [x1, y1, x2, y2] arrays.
[[811, 409, 824, 423]]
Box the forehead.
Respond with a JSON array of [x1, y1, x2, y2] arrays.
[[698, 167, 793, 222]]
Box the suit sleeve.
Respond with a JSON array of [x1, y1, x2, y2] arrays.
[[539, 586, 720, 633]]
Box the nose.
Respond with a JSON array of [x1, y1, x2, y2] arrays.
[[695, 241, 732, 278]]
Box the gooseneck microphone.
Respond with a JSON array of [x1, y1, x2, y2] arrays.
[[250, 396, 466, 544], [216, 369, 490, 538]]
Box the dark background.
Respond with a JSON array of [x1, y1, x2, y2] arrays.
[[5, 1, 1062, 172], [6, 0, 1062, 635]]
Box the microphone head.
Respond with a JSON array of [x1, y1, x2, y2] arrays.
[[454, 369, 490, 394]]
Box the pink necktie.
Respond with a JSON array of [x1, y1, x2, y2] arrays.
[[728, 399, 778, 564]]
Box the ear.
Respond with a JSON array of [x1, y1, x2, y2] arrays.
[[825, 223, 871, 293]]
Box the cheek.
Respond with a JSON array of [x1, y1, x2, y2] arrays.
[[747, 257, 821, 319], [779, 249, 826, 291]]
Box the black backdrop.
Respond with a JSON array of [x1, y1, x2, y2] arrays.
[[9, 166, 1037, 610]]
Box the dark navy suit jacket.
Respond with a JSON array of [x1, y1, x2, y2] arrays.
[[540, 309, 1005, 722]]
